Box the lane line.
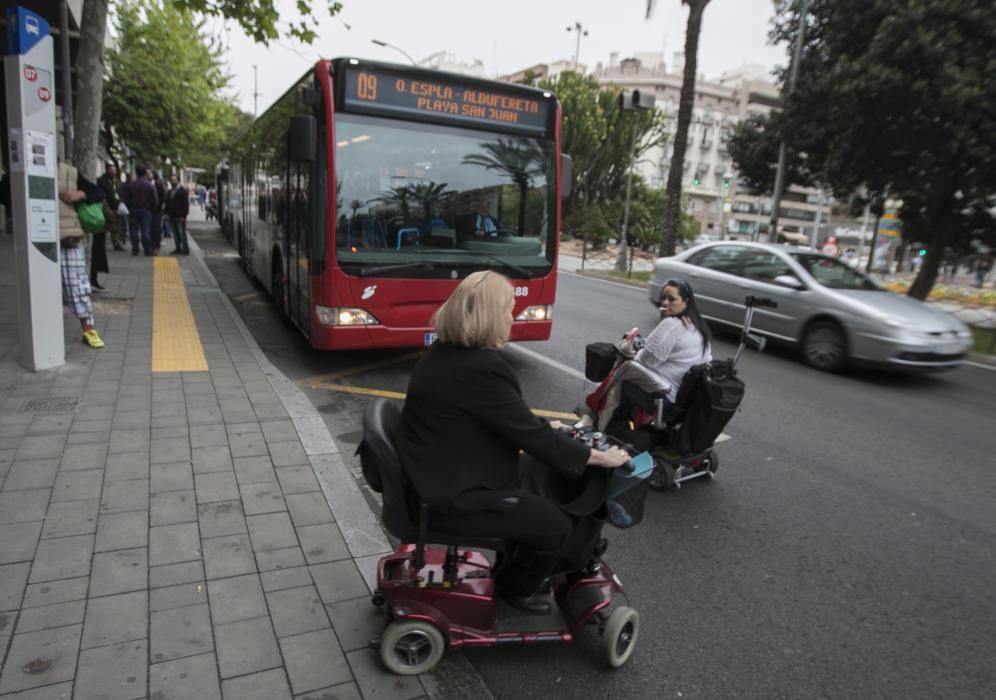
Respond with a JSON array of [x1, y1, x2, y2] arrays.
[[306, 381, 575, 419], [964, 360, 996, 371], [152, 258, 208, 372], [508, 343, 588, 381], [298, 351, 423, 386]]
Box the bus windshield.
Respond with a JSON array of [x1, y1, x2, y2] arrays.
[[334, 113, 556, 277]]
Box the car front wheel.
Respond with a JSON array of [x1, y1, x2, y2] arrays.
[[802, 321, 846, 371]]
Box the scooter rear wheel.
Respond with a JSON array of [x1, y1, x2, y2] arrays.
[[380, 620, 446, 675], [602, 606, 640, 668]]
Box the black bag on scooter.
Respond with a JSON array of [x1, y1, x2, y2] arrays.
[[584, 342, 618, 382], [668, 359, 744, 454]]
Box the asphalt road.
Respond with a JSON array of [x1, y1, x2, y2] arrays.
[[191, 220, 996, 699]]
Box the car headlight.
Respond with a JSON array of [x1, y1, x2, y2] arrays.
[[956, 329, 972, 339], [882, 318, 904, 328], [515, 305, 553, 321], [315, 306, 380, 326]]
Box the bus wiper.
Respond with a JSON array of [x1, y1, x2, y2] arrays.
[[448, 250, 533, 279], [476, 254, 533, 279], [358, 261, 437, 277]]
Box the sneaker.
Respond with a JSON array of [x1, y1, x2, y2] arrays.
[[82, 329, 105, 349]]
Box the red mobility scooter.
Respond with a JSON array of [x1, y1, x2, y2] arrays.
[[359, 398, 653, 675]]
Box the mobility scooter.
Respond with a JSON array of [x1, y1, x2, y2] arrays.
[[583, 295, 775, 491], [358, 398, 653, 675]]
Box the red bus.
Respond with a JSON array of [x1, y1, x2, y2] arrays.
[[217, 58, 569, 350]]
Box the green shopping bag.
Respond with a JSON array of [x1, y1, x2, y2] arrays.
[[77, 201, 106, 234]]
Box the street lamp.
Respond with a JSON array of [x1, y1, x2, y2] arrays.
[[566, 21, 589, 69], [371, 39, 416, 66]]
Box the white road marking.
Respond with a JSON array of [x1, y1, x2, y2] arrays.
[[964, 360, 996, 371]]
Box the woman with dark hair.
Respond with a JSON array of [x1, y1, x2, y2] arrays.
[[581, 279, 712, 430]]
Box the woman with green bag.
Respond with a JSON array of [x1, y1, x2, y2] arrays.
[[58, 161, 106, 348]]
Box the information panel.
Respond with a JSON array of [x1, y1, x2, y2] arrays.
[[342, 65, 553, 136]]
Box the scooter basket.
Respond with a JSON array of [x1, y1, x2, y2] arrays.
[[585, 342, 618, 382], [605, 452, 653, 529]]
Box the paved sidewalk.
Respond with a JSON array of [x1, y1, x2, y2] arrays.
[[0, 215, 429, 699]]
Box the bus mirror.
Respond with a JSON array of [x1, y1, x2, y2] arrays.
[[289, 116, 317, 162], [560, 154, 573, 199]]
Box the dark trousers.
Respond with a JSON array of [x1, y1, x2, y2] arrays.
[[129, 208, 152, 254], [429, 458, 607, 597], [151, 212, 164, 250], [168, 217, 188, 253]]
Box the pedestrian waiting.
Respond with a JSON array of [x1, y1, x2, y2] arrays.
[[165, 174, 190, 255], [122, 164, 158, 256], [58, 161, 106, 348]]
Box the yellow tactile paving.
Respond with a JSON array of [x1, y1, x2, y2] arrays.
[[152, 258, 209, 372]]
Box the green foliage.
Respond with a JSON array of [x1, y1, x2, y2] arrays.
[[623, 178, 699, 249], [173, 0, 343, 45], [103, 0, 249, 169], [762, 0, 996, 297], [538, 71, 667, 215], [726, 112, 815, 195]]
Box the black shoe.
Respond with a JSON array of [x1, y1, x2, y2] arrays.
[[171, 249, 182, 255], [92, 282, 105, 291], [132, 250, 139, 256], [500, 590, 551, 615], [112, 244, 124, 251]]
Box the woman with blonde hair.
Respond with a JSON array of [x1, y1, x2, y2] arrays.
[[398, 271, 629, 614]]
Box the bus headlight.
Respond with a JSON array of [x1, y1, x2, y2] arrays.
[[316, 306, 380, 326], [515, 305, 552, 321]]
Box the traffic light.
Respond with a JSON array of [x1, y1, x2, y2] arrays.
[[919, 248, 927, 257], [692, 174, 701, 185], [722, 178, 730, 189]]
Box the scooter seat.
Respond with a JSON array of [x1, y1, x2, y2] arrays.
[[359, 398, 507, 552]]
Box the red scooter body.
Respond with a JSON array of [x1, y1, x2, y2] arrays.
[[376, 544, 621, 649]]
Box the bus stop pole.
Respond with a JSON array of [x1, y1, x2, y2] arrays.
[[4, 6, 65, 370]]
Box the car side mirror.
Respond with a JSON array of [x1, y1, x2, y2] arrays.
[[774, 274, 805, 290], [560, 154, 573, 199]]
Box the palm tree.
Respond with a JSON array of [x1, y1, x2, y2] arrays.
[[656, 0, 712, 257], [463, 139, 547, 235], [407, 181, 454, 222]]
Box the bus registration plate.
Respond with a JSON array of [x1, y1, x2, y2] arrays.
[[424, 332, 437, 346]]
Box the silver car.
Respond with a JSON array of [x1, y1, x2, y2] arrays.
[[649, 242, 972, 372]]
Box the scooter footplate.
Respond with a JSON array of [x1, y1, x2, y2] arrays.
[[494, 598, 569, 636]]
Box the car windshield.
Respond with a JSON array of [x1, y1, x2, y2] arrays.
[[334, 113, 556, 276], [789, 253, 880, 290]]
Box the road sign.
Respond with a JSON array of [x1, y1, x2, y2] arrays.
[[4, 5, 64, 370]]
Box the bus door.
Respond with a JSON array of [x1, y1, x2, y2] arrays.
[[287, 160, 311, 331]]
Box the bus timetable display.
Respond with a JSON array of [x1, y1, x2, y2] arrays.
[[342, 66, 553, 136]]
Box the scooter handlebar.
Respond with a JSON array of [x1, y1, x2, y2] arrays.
[[745, 295, 778, 309]]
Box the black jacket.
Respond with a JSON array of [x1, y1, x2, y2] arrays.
[[398, 342, 590, 512], [165, 185, 189, 218], [96, 173, 120, 208]]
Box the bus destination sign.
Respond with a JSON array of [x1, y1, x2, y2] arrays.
[[343, 66, 552, 135]]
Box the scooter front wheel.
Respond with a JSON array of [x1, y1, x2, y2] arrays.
[[602, 606, 640, 668], [380, 620, 446, 675], [648, 459, 674, 491]]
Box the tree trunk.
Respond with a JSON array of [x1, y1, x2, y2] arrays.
[[908, 217, 951, 300], [907, 183, 957, 300], [73, 0, 110, 181], [659, 0, 709, 258]]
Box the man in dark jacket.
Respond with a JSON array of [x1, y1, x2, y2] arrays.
[[96, 162, 126, 250], [122, 164, 158, 255], [165, 174, 190, 254]]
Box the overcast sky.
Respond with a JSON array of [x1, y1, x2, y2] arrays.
[[214, 0, 789, 116]]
